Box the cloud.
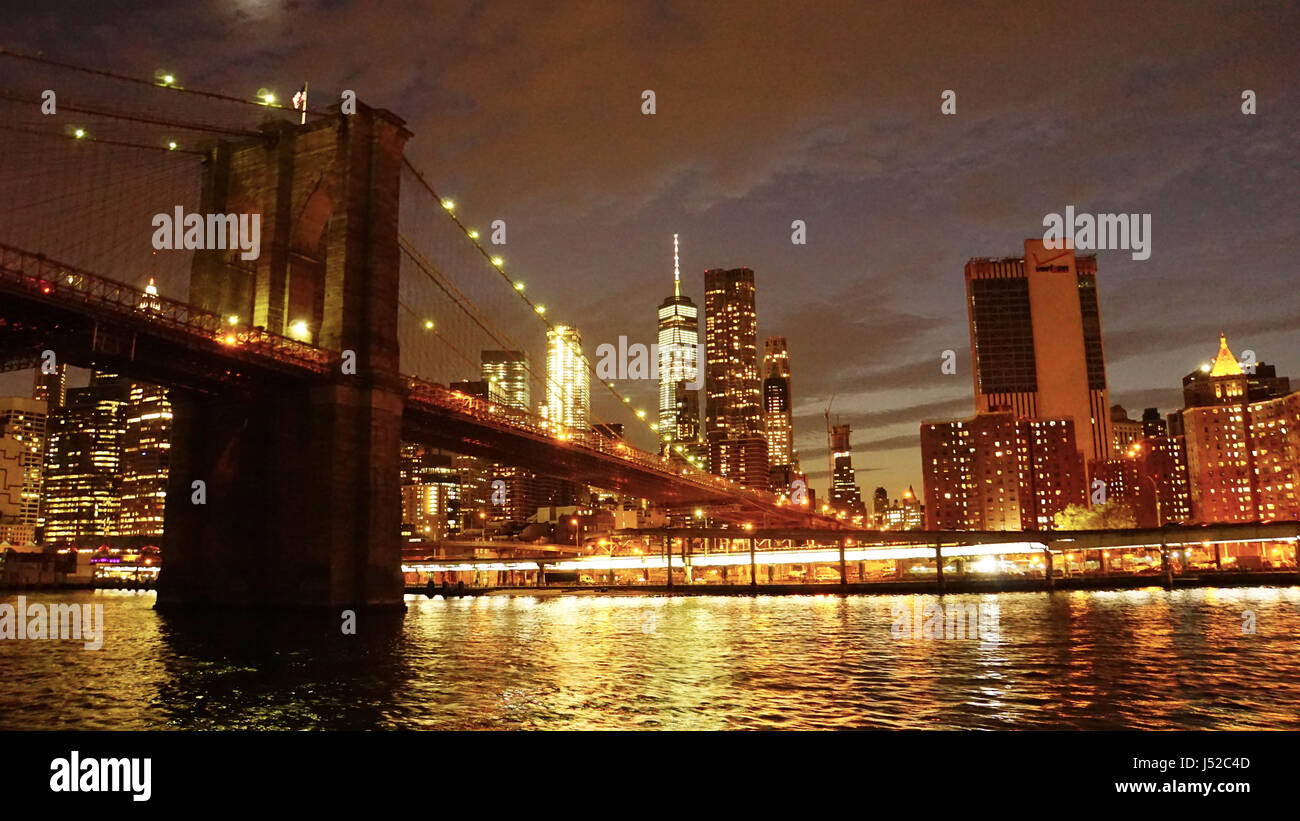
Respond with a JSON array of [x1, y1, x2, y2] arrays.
[[1105, 314, 1300, 367], [6, 0, 1299, 499]]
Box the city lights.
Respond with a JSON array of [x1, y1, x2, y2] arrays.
[[3, 19, 1299, 745]]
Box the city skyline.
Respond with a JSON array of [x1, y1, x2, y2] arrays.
[[4, 1, 1298, 502], [4, 1, 1300, 758]]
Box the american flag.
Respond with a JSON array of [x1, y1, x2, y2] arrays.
[[291, 83, 307, 124]]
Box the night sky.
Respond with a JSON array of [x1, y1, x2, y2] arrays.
[[6, 0, 1299, 500]]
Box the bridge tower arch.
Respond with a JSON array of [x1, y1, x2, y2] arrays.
[[159, 105, 411, 610]]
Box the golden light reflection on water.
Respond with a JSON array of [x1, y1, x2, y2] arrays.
[[1, 588, 1298, 729]]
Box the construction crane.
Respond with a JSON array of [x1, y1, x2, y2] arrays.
[[824, 392, 836, 506]]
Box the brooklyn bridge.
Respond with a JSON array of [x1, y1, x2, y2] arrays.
[[0, 52, 837, 609]]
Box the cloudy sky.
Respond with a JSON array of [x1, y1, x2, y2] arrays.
[[6, 0, 1299, 499]]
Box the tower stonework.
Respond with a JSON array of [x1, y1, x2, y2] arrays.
[[159, 105, 411, 610]]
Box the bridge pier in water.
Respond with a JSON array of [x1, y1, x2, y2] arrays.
[[159, 105, 412, 610]]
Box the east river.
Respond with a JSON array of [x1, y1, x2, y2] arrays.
[[2, 587, 1298, 730]]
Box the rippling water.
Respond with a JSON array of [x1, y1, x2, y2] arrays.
[[2, 587, 1298, 729]]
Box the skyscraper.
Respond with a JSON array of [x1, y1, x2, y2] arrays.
[[118, 382, 171, 537], [828, 424, 865, 518], [1180, 335, 1300, 523], [480, 350, 531, 413], [42, 372, 129, 543], [657, 234, 699, 446], [673, 381, 702, 445], [1141, 407, 1167, 438], [470, 351, 538, 524], [1182, 335, 1252, 523], [106, 277, 173, 538], [0, 397, 47, 538], [966, 239, 1112, 468], [704, 266, 767, 488], [33, 364, 66, 410], [543, 324, 589, 433], [400, 443, 461, 542], [1110, 404, 1143, 454], [762, 336, 796, 475], [1182, 352, 1290, 407], [872, 486, 889, 525]]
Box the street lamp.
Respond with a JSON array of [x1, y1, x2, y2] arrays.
[[1145, 475, 1163, 527]]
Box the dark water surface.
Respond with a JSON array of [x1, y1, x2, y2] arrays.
[[2, 587, 1298, 729]]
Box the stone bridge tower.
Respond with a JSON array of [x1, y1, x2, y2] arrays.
[[159, 105, 411, 610]]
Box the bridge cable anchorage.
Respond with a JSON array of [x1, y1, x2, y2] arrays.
[[0, 47, 334, 117]]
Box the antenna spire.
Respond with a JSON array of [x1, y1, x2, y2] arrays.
[[673, 233, 680, 298]]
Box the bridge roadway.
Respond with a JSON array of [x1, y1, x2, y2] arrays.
[[0, 242, 829, 524]]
